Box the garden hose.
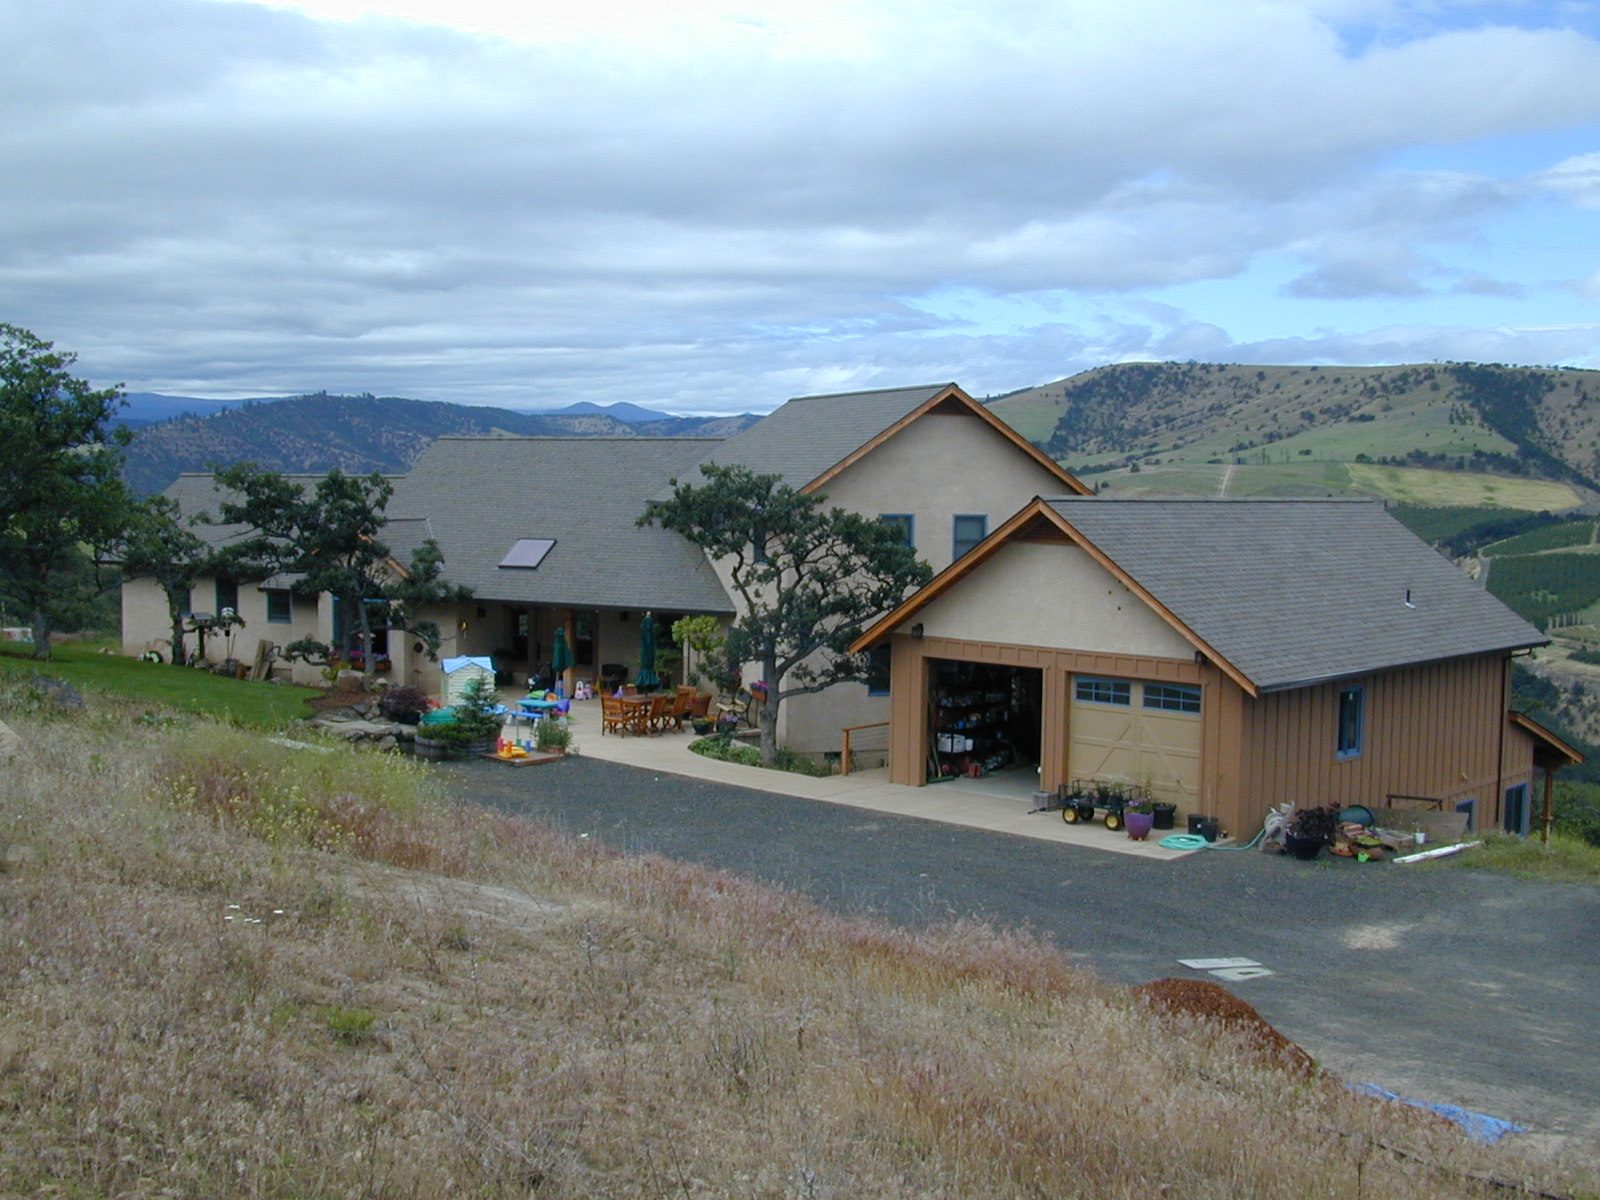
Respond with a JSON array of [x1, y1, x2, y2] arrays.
[[1157, 824, 1270, 853]]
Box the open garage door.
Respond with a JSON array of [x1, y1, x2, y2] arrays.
[[1068, 676, 1201, 806]]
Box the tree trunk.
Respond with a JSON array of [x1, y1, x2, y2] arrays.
[[356, 600, 374, 685], [28, 610, 51, 661], [167, 596, 188, 666], [759, 654, 779, 765]]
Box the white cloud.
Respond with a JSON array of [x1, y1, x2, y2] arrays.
[[4, 0, 1600, 410]]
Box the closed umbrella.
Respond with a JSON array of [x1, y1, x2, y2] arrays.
[[551, 625, 573, 684], [635, 612, 660, 690]]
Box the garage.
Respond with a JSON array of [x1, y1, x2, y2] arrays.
[[1067, 675, 1202, 807], [928, 658, 1042, 787]]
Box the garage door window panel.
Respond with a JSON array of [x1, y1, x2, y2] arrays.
[[1075, 677, 1131, 706], [1143, 683, 1201, 714]]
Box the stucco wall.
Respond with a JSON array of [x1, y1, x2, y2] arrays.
[[120, 574, 325, 684], [820, 412, 1070, 574], [908, 540, 1197, 660]]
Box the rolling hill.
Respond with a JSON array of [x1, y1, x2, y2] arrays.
[[989, 362, 1600, 509], [121, 393, 758, 495]]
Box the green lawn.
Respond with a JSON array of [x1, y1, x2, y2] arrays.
[[0, 641, 319, 729]]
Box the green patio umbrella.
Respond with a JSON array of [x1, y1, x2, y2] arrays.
[[635, 612, 661, 690], [551, 626, 573, 679]]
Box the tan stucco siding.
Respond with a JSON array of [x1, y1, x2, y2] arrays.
[[906, 541, 1197, 660], [121, 574, 323, 682], [820, 412, 1069, 574], [1237, 653, 1529, 832]]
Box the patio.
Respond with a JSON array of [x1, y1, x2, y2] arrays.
[[498, 691, 1193, 859]]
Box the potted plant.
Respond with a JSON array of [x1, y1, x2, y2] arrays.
[[534, 715, 572, 755], [1285, 804, 1339, 860], [426, 676, 502, 758], [1123, 789, 1156, 841]]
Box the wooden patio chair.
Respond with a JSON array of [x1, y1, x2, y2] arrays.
[[601, 695, 629, 736], [645, 693, 672, 734], [663, 688, 692, 732]]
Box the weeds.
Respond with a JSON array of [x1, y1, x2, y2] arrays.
[[0, 704, 1593, 1198], [1429, 831, 1600, 882]]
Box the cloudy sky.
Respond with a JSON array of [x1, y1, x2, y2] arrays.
[[6, 0, 1600, 413]]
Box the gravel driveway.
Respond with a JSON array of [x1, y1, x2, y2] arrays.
[[446, 756, 1600, 1155]]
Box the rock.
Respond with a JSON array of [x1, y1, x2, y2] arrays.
[[308, 716, 408, 744], [0, 720, 20, 761], [375, 735, 398, 752], [26, 676, 84, 712], [334, 669, 365, 692]]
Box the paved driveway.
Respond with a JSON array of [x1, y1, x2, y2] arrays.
[[447, 756, 1600, 1154]]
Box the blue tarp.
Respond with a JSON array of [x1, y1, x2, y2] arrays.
[[1352, 1083, 1526, 1144]]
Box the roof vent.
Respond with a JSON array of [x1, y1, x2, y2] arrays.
[[1404, 588, 1416, 609]]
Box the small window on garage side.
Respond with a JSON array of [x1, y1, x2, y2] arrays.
[[865, 644, 891, 695], [265, 588, 293, 624], [1143, 683, 1201, 713], [1336, 685, 1364, 759], [952, 514, 987, 560], [1075, 677, 1131, 706]]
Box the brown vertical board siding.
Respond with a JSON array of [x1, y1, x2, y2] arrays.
[[1238, 653, 1514, 833]]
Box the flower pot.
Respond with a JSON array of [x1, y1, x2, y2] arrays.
[[413, 735, 450, 761], [1187, 814, 1220, 842], [1125, 810, 1156, 841], [1284, 832, 1325, 860], [1151, 802, 1177, 830]]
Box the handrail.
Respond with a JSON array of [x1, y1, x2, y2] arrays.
[[1385, 793, 1446, 811], [839, 720, 889, 776]]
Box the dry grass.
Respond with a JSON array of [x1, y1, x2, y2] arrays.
[[1, 709, 1594, 1198]]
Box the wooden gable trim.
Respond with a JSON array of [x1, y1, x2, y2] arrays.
[[1510, 710, 1585, 766], [801, 383, 1092, 497], [850, 499, 1260, 697]]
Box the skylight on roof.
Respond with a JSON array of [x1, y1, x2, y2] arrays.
[[499, 538, 556, 569]]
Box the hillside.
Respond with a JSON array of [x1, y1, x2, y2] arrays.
[[991, 362, 1600, 508], [121, 394, 758, 494]]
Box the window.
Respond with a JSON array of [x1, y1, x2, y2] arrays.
[[215, 578, 239, 616], [865, 644, 891, 695], [265, 588, 292, 624], [952, 514, 986, 560], [879, 514, 914, 547], [1075, 677, 1131, 706], [1143, 683, 1201, 713], [1336, 685, 1364, 759], [1503, 783, 1529, 836]]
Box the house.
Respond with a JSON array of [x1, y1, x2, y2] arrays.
[[663, 382, 1089, 753], [850, 496, 1581, 838]]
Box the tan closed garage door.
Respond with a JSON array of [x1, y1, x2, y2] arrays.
[[1068, 677, 1201, 806]]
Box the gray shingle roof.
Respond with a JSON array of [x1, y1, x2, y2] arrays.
[[662, 383, 957, 495], [161, 473, 328, 553], [388, 438, 734, 613], [1044, 497, 1545, 691]]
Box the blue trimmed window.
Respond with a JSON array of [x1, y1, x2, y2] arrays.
[[265, 588, 292, 624], [1075, 677, 1131, 706], [215, 578, 239, 616], [1336, 685, 1364, 759], [952, 514, 987, 560], [879, 513, 914, 547], [1144, 683, 1201, 713]]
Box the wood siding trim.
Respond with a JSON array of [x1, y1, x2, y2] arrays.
[[802, 384, 1092, 499], [882, 632, 1228, 799], [1237, 653, 1528, 833], [1510, 710, 1585, 767]]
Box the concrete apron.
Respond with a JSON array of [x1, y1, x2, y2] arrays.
[[504, 694, 1194, 861]]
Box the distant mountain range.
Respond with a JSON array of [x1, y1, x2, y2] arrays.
[[120, 392, 760, 495]]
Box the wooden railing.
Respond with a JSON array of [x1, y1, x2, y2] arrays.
[[839, 721, 889, 776], [1385, 793, 1446, 811]]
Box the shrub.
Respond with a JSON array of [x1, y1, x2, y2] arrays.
[[534, 716, 571, 752], [379, 684, 430, 723]]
